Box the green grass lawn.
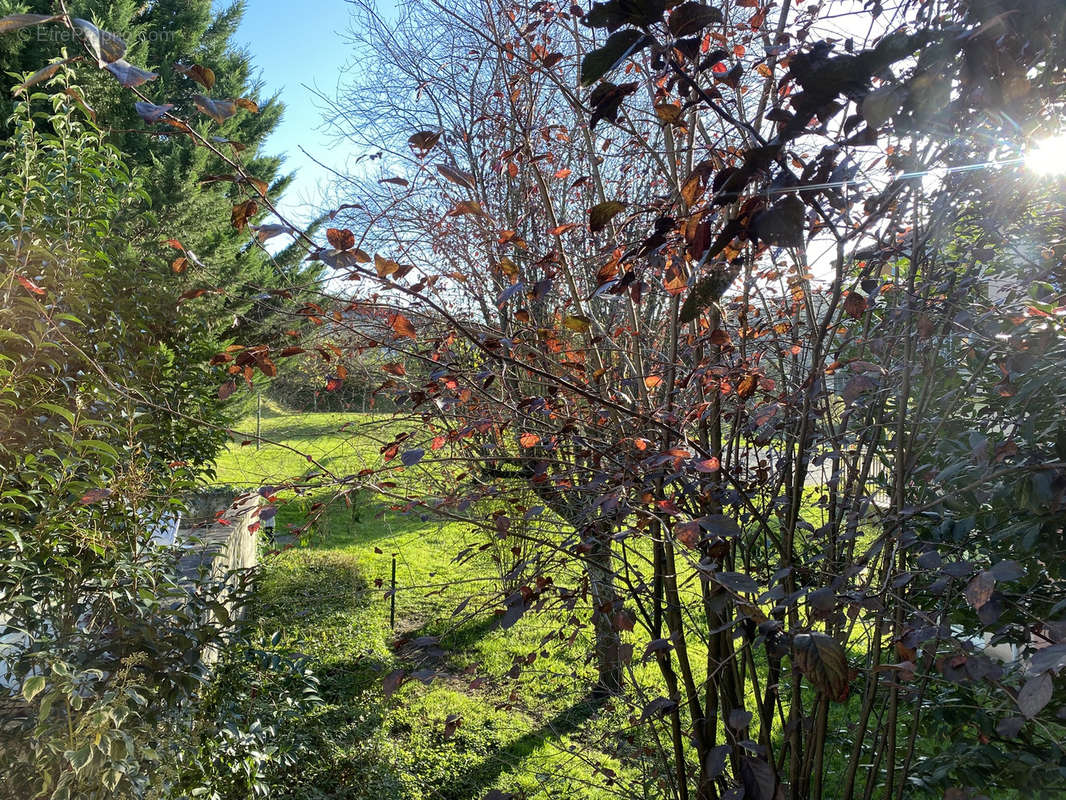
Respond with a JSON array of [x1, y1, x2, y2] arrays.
[[209, 405, 398, 486], [210, 411, 639, 800], [207, 410, 958, 800]]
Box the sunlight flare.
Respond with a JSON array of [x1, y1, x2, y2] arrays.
[[1027, 133, 1066, 176]]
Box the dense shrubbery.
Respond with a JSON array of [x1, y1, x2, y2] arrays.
[[0, 77, 304, 800]]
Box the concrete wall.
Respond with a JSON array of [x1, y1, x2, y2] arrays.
[[177, 490, 261, 628], [0, 490, 262, 717]]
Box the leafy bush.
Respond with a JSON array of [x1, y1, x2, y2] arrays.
[[0, 76, 251, 799]]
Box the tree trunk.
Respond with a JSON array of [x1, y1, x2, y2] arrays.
[[585, 524, 623, 696]]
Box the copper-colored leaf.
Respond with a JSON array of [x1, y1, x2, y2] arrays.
[[175, 63, 215, 90], [382, 362, 406, 376], [231, 199, 258, 231], [842, 374, 876, 406], [654, 101, 683, 124], [739, 757, 777, 800], [161, 116, 191, 134], [0, 13, 61, 34], [218, 380, 237, 400], [72, 18, 125, 67], [134, 101, 174, 124], [519, 432, 540, 448], [437, 163, 475, 190], [250, 224, 293, 242], [104, 60, 158, 88], [408, 130, 441, 155], [200, 174, 237, 187], [792, 632, 849, 701], [737, 374, 758, 399], [79, 488, 112, 505], [843, 291, 868, 319], [580, 30, 649, 86], [390, 313, 418, 340], [1017, 673, 1053, 719], [375, 254, 399, 278], [964, 570, 996, 610], [64, 87, 96, 122], [15, 57, 78, 94], [193, 94, 236, 125], [675, 520, 701, 548], [242, 176, 268, 196], [382, 668, 406, 697], [668, 2, 724, 36], [16, 275, 45, 295], [750, 195, 805, 248], [178, 288, 215, 303], [681, 163, 712, 206], [257, 356, 278, 378], [327, 227, 356, 251], [447, 200, 486, 217]]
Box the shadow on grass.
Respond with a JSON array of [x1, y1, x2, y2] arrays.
[[248, 492, 612, 799], [253, 551, 370, 626], [434, 694, 607, 800], [397, 611, 500, 657], [280, 496, 461, 551]]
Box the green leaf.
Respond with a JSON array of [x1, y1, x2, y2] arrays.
[[22, 674, 46, 702], [39, 403, 75, 426], [580, 30, 650, 86], [69, 744, 92, 773], [589, 200, 626, 232]]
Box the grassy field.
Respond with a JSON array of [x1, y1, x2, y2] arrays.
[[207, 409, 957, 800], [209, 410, 641, 800]]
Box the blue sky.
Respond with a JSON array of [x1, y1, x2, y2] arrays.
[[225, 0, 377, 228]]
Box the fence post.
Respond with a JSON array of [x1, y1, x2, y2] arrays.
[[390, 554, 397, 631], [256, 392, 261, 451]]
